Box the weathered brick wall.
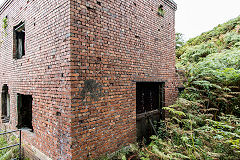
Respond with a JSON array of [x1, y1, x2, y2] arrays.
[[1, 0, 177, 159], [70, 0, 177, 159], [0, 0, 72, 159]]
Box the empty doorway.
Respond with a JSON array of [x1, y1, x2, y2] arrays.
[[17, 94, 33, 131], [136, 82, 164, 143]]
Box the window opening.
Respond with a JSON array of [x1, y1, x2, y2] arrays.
[[1, 84, 10, 123], [17, 94, 33, 131], [14, 22, 25, 59], [136, 82, 165, 144], [158, 5, 165, 17]]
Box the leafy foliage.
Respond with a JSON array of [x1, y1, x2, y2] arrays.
[[178, 16, 240, 116], [2, 17, 8, 31], [102, 16, 240, 160], [0, 132, 19, 160], [0, 17, 8, 46], [177, 16, 240, 57], [175, 33, 185, 52]]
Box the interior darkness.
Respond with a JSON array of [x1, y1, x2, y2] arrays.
[[1, 84, 10, 123], [136, 82, 164, 144], [14, 22, 25, 59], [136, 82, 161, 114], [17, 94, 33, 130]]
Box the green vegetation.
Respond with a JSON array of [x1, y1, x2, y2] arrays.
[[101, 16, 240, 160], [177, 16, 240, 117], [0, 16, 8, 46], [158, 5, 165, 17], [0, 132, 19, 160], [2, 17, 8, 31], [175, 33, 185, 51]]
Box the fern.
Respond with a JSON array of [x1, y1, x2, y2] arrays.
[[163, 107, 186, 117]]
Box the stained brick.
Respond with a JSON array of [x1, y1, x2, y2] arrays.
[[0, 0, 177, 159]]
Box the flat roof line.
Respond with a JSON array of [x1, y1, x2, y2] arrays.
[[0, 0, 177, 15], [0, 0, 13, 15], [164, 0, 177, 11]]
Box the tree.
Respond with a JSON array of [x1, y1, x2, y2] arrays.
[[175, 33, 185, 49]]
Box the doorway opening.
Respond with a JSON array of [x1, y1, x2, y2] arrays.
[[136, 82, 165, 144], [17, 94, 33, 131]]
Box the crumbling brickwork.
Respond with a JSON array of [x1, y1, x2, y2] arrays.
[[0, 0, 177, 159]]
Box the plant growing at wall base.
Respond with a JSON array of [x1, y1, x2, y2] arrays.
[[100, 15, 240, 160]]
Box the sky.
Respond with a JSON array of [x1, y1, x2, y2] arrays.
[[175, 0, 240, 41], [0, 0, 239, 41]]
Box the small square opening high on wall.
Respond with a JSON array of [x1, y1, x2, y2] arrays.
[[13, 22, 25, 59], [136, 82, 165, 143], [17, 94, 33, 131]]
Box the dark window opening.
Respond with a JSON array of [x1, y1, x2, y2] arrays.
[[17, 94, 33, 131], [14, 22, 25, 59], [136, 82, 165, 144], [158, 5, 165, 17], [97, 1, 101, 6], [178, 87, 185, 94], [1, 84, 10, 123]]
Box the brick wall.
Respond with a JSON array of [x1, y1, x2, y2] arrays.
[[69, 0, 177, 159], [0, 0, 177, 159], [0, 0, 72, 159]]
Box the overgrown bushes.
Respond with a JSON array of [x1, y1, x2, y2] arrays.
[[0, 132, 19, 160], [100, 16, 240, 160]]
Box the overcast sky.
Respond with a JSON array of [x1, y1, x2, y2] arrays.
[[175, 0, 240, 40], [1, 0, 239, 41]]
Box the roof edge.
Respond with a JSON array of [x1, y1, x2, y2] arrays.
[[0, 0, 177, 15], [0, 0, 13, 15], [164, 0, 177, 11]]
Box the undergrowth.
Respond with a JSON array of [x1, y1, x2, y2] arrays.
[[0, 132, 19, 160], [100, 16, 240, 160]]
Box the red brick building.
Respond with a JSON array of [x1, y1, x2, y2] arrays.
[[0, 0, 177, 159]]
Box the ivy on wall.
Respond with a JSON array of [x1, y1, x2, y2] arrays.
[[2, 16, 8, 31], [0, 16, 8, 46]]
